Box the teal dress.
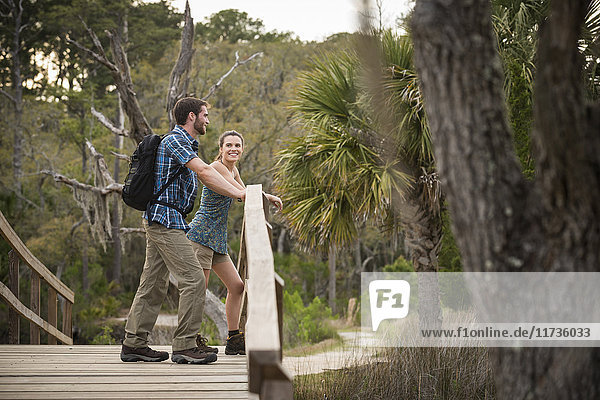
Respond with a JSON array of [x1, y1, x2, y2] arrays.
[[187, 186, 233, 254]]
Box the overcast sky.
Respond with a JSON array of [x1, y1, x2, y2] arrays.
[[167, 0, 413, 42]]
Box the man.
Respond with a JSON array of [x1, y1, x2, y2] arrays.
[[120, 97, 245, 364]]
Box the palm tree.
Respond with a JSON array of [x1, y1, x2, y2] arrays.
[[492, 0, 600, 175], [275, 31, 443, 324]]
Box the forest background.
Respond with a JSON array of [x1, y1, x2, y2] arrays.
[[3, 0, 600, 398], [0, 0, 444, 345], [3, 0, 597, 351]]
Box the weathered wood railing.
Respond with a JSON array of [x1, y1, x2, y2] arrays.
[[0, 210, 74, 345], [237, 185, 292, 399]]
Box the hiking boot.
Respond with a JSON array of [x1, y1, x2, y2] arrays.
[[196, 334, 218, 354], [120, 344, 169, 362], [171, 347, 218, 364], [225, 332, 245, 355]]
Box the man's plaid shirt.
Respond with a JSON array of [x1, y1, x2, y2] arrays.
[[143, 125, 199, 230]]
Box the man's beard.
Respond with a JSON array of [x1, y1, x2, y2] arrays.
[[194, 120, 206, 135]]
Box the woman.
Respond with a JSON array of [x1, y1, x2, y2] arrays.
[[186, 130, 282, 355]]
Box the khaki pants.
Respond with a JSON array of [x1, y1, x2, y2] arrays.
[[124, 219, 206, 351]]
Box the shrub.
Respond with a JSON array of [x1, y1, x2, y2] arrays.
[[383, 255, 414, 272], [283, 291, 338, 348]]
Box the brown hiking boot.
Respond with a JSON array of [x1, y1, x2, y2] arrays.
[[171, 347, 218, 364], [120, 344, 169, 362], [196, 334, 218, 354], [225, 332, 245, 355]]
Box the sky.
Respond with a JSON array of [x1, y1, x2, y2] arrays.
[[167, 0, 413, 42]]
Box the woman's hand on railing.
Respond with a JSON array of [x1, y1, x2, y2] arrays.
[[264, 193, 283, 211]]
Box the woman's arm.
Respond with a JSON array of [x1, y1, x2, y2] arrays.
[[185, 157, 245, 201], [233, 166, 245, 188], [211, 161, 245, 191]]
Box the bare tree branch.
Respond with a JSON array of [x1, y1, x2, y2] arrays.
[[0, 181, 41, 209], [91, 107, 129, 137], [86, 140, 116, 186], [120, 227, 144, 235], [103, 28, 153, 143], [202, 51, 264, 101], [41, 170, 122, 195], [166, 0, 195, 129], [70, 218, 85, 237], [0, 87, 16, 104], [110, 151, 130, 161], [65, 21, 117, 73]]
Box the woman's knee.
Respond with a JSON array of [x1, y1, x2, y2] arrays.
[[229, 279, 244, 296]]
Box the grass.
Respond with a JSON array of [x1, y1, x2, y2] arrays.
[[293, 346, 495, 399]]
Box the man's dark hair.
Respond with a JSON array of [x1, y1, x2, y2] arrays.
[[173, 97, 209, 125]]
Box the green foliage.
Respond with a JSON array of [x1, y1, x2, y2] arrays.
[[128, 1, 183, 65], [383, 255, 414, 272], [283, 291, 338, 349], [438, 209, 463, 272], [91, 325, 116, 345], [274, 252, 328, 303], [275, 45, 411, 249], [196, 9, 293, 44]]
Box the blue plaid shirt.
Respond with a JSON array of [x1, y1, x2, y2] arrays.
[[143, 125, 199, 230]]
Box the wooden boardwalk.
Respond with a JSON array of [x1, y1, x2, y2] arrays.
[[0, 345, 249, 399]]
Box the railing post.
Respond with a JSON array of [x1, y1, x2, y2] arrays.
[[30, 271, 41, 344], [48, 287, 58, 345], [274, 273, 284, 361], [63, 300, 73, 340], [8, 250, 20, 344]]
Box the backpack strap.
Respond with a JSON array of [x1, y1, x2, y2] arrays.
[[151, 168, 186, 214], [147, 131, 192, 219]]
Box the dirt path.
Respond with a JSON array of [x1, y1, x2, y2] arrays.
[[283, 331, 375, 377]]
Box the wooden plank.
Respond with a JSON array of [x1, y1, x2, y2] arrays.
[[8, 249, 20, 344], [261, 379, 293, 400], [48, 287, 58, 345], [244, 185, 280, 353], [236, 217, 248, 331], [30, 271, 41, 344], [243, 185, 291, 397], [274, 272, 285, 359], [62, 300, 72, 339], [0, 211, 74, 303], [0, 370, 246, 375], [0, 382, 247, 392], [0, 375, 247, 384], [0, 391, 249, 399], [238, 278, 248, 331], [0, 281, 73, 345]]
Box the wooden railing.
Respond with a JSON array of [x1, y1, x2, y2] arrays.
[[0, 211, 74, 345], [237, 185, 292, 399]]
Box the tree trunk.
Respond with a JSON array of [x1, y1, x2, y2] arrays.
[[7, 0, 25, 207], [411, 0, 600, 398], [354, 238, 362, 273], [402, 195, 443, 329], [277, 228, 286, 254], [111, 95, 125, 285], [82, 230, 89, 299], [328, 245, 337, 314]]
